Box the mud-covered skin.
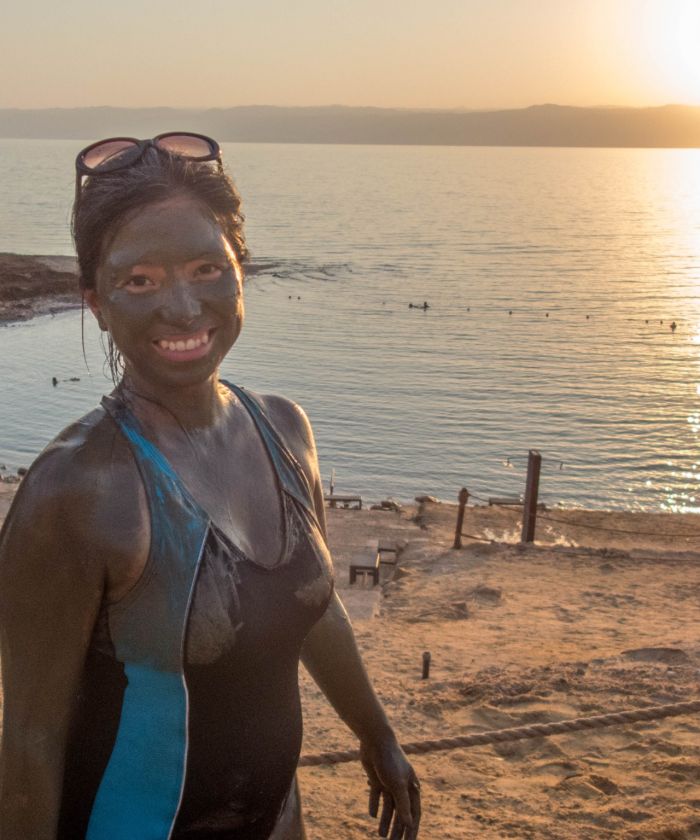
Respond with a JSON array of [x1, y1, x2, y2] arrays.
[[86, 198, 244, 396], [0, 196, 420, 840]]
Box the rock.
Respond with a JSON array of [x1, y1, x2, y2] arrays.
[[379, 499, 402, 512], [588, 774, 620, 795], [415, 495, 440, 504], [621, 647, 690, 665], [17, 467, 28, 477], [468, 584, 503, 604]]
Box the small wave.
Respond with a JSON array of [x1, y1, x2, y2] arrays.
[[246, 258, 353, 285]]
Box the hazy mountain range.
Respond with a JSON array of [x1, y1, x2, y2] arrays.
[[2, 104, 700, 147]]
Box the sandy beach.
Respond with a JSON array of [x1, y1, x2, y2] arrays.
[[294, 500, 700, 839], [1, 482, 698, 838]]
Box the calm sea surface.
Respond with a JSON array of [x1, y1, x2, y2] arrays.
[[2, 138, 700, 512]]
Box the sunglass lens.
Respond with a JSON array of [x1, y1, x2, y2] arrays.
[[156, 134, 216, 160], [82, 140, 141, 171]]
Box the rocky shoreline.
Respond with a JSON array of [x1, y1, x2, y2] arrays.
[[0, 253, 81, 322]]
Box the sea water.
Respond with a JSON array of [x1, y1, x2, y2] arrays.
[[1, 138, 700, 511]]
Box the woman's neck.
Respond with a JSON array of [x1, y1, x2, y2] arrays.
[[119, 370, 228, 431]]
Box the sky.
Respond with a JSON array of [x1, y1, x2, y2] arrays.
[[2, 0, 700, 110]]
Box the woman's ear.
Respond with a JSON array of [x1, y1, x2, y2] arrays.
[[83, 288, 108, 332]]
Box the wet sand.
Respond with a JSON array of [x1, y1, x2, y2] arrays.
[[0, 488, 698, 838]]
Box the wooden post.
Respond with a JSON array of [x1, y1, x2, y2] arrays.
[[422, 651, 431, 680], [521, 450, 542, 543], [453, 487, 469, 549], [329, 469, 336, 508]]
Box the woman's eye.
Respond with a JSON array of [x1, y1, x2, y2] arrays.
[[194, 263, 224, 280], [123, 275, 158, 292]]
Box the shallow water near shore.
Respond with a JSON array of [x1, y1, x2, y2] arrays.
[[2, 139, 700, 511]]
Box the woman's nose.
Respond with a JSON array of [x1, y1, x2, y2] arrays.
[[159, 279, 202, 325]]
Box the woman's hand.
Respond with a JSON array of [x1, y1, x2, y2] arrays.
[[360, 735, 421, 839]]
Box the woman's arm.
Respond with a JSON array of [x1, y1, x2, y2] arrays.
[[301, 593, 421, 839], [0, 450, 106, 840], [263, 396, 421, 839]]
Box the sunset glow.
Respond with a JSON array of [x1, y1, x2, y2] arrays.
[[2, 0, 700, 110], [631, 0, 700, 105]]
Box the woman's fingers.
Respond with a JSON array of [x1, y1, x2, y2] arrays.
[[360, 738, 421, 837], [368, 783, 381, 818], [407, 778, 422, 839], [389, 813, 406, 840], [378, 793, 395, 837], [391, 775, 414, 828]]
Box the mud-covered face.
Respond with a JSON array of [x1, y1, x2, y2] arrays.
[[87, 196, 243, 393]]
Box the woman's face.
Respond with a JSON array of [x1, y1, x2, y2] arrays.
[[87, 195, 244, 393]]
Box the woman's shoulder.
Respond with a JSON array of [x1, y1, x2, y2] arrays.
[[241, 389, 319, 483], [256, 392, 312, 433], [246, 391, 315, 448], [5, 404, 140, 537]]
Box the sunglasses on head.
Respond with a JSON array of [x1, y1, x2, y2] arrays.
[[74, 131, 222, 205]]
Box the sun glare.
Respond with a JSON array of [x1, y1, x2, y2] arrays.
[[637, 0, 700, 103]]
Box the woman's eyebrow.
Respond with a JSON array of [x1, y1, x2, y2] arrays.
[[187, 250, 230, 261], [106, 250, 230, 278]]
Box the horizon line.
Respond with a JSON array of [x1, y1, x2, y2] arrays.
[[3, 102, 700, 113]]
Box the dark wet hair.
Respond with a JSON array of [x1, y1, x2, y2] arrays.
[[72, 146, 248, 291]]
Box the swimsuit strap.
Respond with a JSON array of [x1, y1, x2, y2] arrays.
[[221, 381, 319, 521], [100, 393, 209, 528], [94, 394, 209, 840]]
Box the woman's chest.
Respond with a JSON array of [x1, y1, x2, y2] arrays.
[[160, 434, 285, 568], [184, 508, 334, 666]]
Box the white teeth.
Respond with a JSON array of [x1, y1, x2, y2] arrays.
[[157, 330, 210, 353]]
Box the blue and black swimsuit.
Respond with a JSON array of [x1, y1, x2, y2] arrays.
[[58, 383, 334, 839]]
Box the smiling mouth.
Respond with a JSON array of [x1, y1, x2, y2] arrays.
[[152, 328, 215, 361]]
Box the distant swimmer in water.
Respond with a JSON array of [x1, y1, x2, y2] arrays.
[[671, 321, 677, 331]]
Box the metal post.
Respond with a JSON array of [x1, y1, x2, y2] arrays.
[[329, 469, 336, 508], [453, 487, 469, 549], [521, 450, 542, 543]]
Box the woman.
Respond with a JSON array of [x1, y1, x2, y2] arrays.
[[0, 134, 421, 839]]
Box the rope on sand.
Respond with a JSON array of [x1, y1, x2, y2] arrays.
[[298, 699, 700, 767]]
